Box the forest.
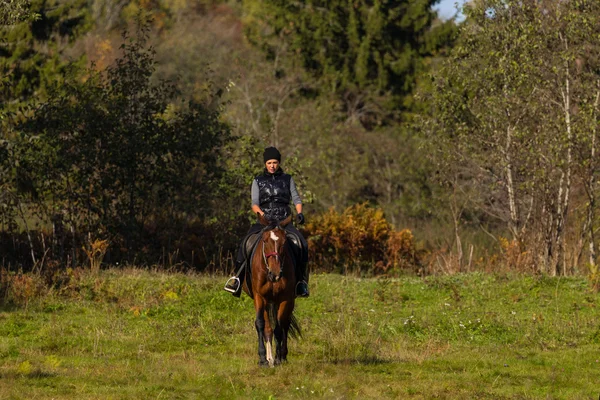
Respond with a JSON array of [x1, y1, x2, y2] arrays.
[[1, 0, 599, 284]]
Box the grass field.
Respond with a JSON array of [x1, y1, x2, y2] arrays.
[[0, 269, 599, 399]]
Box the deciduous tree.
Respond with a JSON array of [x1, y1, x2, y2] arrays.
[[423, 0, 600, 274]]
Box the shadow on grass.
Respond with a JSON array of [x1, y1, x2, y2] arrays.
[[0, 370, 57, 379], [0, 303, 20, 313], [326, 356, 394, 365]]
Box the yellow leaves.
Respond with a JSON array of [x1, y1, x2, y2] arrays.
[[386, 229, 418, 270], [82, 238, 109, 275], [6, 273, 45, 306], [306, 202, 420, 273], [160, 0, 189, 12], [497, 236, 532, 272], [162, 290, 179, 301], [97, 39, 112, 54], [498, 236, 510, 251], [16, 356, 61, 377], [44, 355, 61, 369], [130, 306, 143, 316], [122, 2, 141, 21], [90, 38, 115, 71], [17, 360, 32, 375]]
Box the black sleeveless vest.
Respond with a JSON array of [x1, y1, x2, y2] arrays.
[[256, 168, 292, 222]]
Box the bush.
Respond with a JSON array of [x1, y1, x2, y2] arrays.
[[305, 203, 422, 274], [384, 229, 423, 275], [0, 270, 47, 306]]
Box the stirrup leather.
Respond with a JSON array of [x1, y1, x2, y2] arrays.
[[224, 276, 240, 293]]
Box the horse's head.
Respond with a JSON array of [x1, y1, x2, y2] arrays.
[[259, 214, 292, 282]]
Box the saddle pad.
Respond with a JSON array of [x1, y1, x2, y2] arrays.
[[245, 231, 302, 261], [244, 233, 261, 258]]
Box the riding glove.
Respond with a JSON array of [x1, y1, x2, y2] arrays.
[[296, 213, 305, 225]]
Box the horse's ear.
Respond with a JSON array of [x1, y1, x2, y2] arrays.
[[280, 215, 292, 228], [258, 213, 269, 226]]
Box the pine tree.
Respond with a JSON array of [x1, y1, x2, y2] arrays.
[[0, 0, 36, 25], [243, 0, 455, 125], [0, 0, 90, 112]]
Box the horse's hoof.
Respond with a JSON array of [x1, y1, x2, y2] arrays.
[[258, 360, 269, 367]]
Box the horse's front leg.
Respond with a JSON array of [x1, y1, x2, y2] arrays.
[[263, 307, 274, 367], [273, 323, 283, 366], [254, 297, 269, 367], [275, 299, 294, 365]]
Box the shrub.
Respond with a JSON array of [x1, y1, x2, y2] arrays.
[[383, 229, 423, 274], [82, 238, 109, 275], [305, 203, 421, 274], [0, 270, 46, 306]]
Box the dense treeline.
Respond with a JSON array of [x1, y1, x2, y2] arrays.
[[0, 0, 599, 280]]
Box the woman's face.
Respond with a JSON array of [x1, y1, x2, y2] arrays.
[[265, 159, 280, 174]]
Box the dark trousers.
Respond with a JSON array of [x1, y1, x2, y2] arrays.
[[235, 223, 263, 266]]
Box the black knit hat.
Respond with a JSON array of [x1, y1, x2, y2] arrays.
[[263, 146, 281, 163]]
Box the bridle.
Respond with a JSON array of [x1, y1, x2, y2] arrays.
[[262, 227, 286, 279], [263, 248, 279, 264]]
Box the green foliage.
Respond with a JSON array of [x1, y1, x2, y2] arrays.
[[0, 0, 37, 25], [0, 0, 456, 269], [421, 0, 600, 274], [243, 0, 456, 124], [14, 21, 232, 263], [0, 0, 90, 111], [117, 2, 453, 238], [0, 270, 599, 398]]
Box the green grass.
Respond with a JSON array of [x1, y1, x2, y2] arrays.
[[0, 269, 599, 399]]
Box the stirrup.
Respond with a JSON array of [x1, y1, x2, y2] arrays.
[[224, 276, 240, 293], [295, 280, 309, 297]]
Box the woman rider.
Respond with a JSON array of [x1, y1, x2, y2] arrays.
[[224, 146, 309, 297]]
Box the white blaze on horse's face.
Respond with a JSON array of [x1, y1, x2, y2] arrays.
[[270, 231, 279, 242]]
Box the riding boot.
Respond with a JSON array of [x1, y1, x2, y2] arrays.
[[295, 261, 309, 298], [224, 260, 245, 297]]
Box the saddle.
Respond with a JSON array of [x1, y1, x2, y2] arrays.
[[241, 230, 304, 272]]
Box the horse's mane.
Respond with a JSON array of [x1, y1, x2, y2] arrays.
[[262, 221, 284, 232]]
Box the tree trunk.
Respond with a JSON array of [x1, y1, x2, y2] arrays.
[[553, 45, 573, 276], [17, 202, 36, 266], [586, 86, 600, 268], [505, 126, 519, 241]]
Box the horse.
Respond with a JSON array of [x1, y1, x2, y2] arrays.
[[242, 213, 301, 367]]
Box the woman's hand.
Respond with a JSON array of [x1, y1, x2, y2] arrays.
[[252, 204, 265, 217]]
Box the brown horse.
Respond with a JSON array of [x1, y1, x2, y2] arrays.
[[242, 214, 301, 367]]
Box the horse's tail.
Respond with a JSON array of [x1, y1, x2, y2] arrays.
[[266, 303, 277, 332], [266, 304, 302, 340], [288, 312, 302, 339]]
